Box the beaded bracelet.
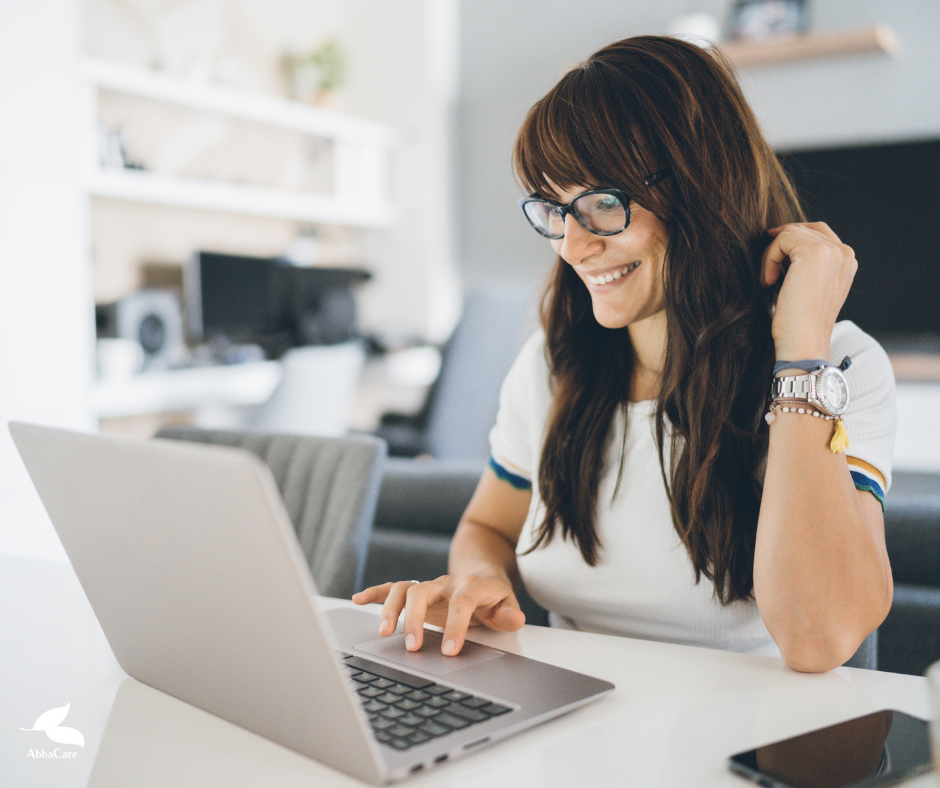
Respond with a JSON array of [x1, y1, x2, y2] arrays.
[[764, 400, 849, 453]]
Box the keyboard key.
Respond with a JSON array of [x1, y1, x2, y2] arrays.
[[406, 690, 430, 701], [426, 696, 450, 708], [375, 731, 393, 743], [424, 684, 451, 696], [388, 724, 414, 737], [444, 703, 489, 722], [443, 690, 470, 702], [353, 671, 377, 682], [370, 678, 394, 690], [394, 698, 421, 711], [363, 700, 385, 713], [342, 656, 434, 689], [371, 717, 396, 731], [418, 720, 450, 737], [387, 683, 412, 695], [377, 692, 401, 704], [414, 705, 441, 718], [460, 696, 490, 708], [434, 712, 470, 729], [409, 731, 432, 745], [359, 686, 384, 698], [480, 703, 512, 716], [399, 713, 425, 727], [379, 707, 405, 720], [389, 738, 412, 750]]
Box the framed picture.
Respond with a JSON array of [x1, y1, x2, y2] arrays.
[[729, 0, 809, 42]]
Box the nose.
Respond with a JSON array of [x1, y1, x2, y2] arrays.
[[557, 213, 601, 263]]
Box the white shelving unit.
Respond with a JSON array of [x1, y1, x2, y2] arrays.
[[80, 58, 395, 227], [93, 362, 282, 419]]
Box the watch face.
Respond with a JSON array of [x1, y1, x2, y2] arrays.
[[817, 368, 849, 415]]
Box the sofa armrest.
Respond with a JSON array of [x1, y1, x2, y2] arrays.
[[884, 477, 940, 588]]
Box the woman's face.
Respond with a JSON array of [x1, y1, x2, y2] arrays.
[[549, 188, 669, 330]]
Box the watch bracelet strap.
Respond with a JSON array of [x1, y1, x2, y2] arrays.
[[772, 355, 852, 376]]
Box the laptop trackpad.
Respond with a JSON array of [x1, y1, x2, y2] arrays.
[[353, 630, 504, 677]]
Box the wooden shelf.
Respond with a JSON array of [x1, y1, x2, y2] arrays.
[[889, 353, 940, 383], [722, 24, 899, 68]]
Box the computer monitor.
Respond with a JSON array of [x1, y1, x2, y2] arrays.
[[185, 251, 370, 356]]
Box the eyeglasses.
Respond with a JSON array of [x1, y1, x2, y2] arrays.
[[518, 169, 670, 240]]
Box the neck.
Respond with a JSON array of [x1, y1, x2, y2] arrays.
[[627, 310, 667, 401]]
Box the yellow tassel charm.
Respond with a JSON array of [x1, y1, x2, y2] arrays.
[[830, 418, 849, 454]]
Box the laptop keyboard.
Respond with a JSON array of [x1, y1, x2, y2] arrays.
[[341, 654, 512, 751]]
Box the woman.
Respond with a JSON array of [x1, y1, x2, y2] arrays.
[[354, 36, 896, 672]]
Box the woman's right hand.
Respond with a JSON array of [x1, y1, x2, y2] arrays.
[[352, 574, 526, 656]]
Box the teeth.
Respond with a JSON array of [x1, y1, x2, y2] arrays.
[[587, 261, 640, 285]]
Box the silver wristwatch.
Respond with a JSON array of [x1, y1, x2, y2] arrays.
[[770, 366, 850, 417]]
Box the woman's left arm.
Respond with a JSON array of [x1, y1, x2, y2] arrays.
[[754, 222, 893, 673]]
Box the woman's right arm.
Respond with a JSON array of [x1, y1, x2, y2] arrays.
[[352, 466, 531, 655]]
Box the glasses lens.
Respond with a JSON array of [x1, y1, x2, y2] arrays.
[[573, 192, 627, 234], [524, 200, 564, 238]]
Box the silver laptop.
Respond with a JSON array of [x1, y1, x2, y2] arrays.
[[10, 421, 614, 783]]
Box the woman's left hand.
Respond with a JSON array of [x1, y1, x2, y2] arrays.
[[759, 222, 858, 362]]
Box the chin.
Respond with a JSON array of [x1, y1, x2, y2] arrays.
[[591, 302, 633, 330]]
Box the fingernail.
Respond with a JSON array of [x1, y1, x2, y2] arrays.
[[443, 639, 457, 656], [405, 633, 417, 651], [380, 619, 390, 634]]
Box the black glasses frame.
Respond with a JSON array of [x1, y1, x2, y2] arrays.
[[518, 169, 671, 240]]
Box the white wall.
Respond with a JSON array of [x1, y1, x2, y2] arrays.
[[0, 0, 94, 561]]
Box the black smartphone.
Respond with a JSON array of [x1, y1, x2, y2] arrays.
[[728, 709, 933, 788]]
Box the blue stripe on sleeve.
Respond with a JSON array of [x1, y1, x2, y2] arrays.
[[489, 455, 532, 491], [850, 469, 885, 511]]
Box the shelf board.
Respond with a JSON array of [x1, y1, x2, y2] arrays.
[[88, 168, 395, 227], [82, 58, 392, 145], [722, 24, 899, 68]]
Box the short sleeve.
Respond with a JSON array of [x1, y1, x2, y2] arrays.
[[487, 331, 549, 487], [830, 321, 898, 495]]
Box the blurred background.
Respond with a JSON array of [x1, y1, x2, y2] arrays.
[[2, 0, 938, 561]]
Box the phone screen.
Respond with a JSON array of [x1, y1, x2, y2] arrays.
[[728, 710, 933, 788]]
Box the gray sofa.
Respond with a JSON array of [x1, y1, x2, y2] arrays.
[[879, 471, 940, 675], [362, 463, 940, 674]]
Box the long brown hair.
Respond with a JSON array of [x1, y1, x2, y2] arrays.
[[512, 36, 805, 604]]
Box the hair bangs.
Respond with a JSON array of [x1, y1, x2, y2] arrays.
[[513, 63, 659, 205]]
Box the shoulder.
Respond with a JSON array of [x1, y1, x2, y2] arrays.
[[503, 329, 550, 389], [830, 321, 895, 399], [830, 320, 897, 491]]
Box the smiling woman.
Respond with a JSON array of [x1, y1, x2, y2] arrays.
[[355, 36, 897, 674]]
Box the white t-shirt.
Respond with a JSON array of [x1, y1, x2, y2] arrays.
[[488, 320, 897, 656]]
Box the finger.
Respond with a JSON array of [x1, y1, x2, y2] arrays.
[[759, 236, 787, 287], [800, 221, 840, 242], [352, 582, 394, 605], [441, 589, 482, 656], [490, 604, 526, 631], [377, 581, 418, 637], [402, 580, 443, 651]]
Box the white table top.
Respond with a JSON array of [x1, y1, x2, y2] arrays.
[[1, 554, 936, 788]]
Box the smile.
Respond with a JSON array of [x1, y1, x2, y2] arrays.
[[585, 261, 640, 285]]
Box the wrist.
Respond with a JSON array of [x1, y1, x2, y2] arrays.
[[774, 344, 830, 376]]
